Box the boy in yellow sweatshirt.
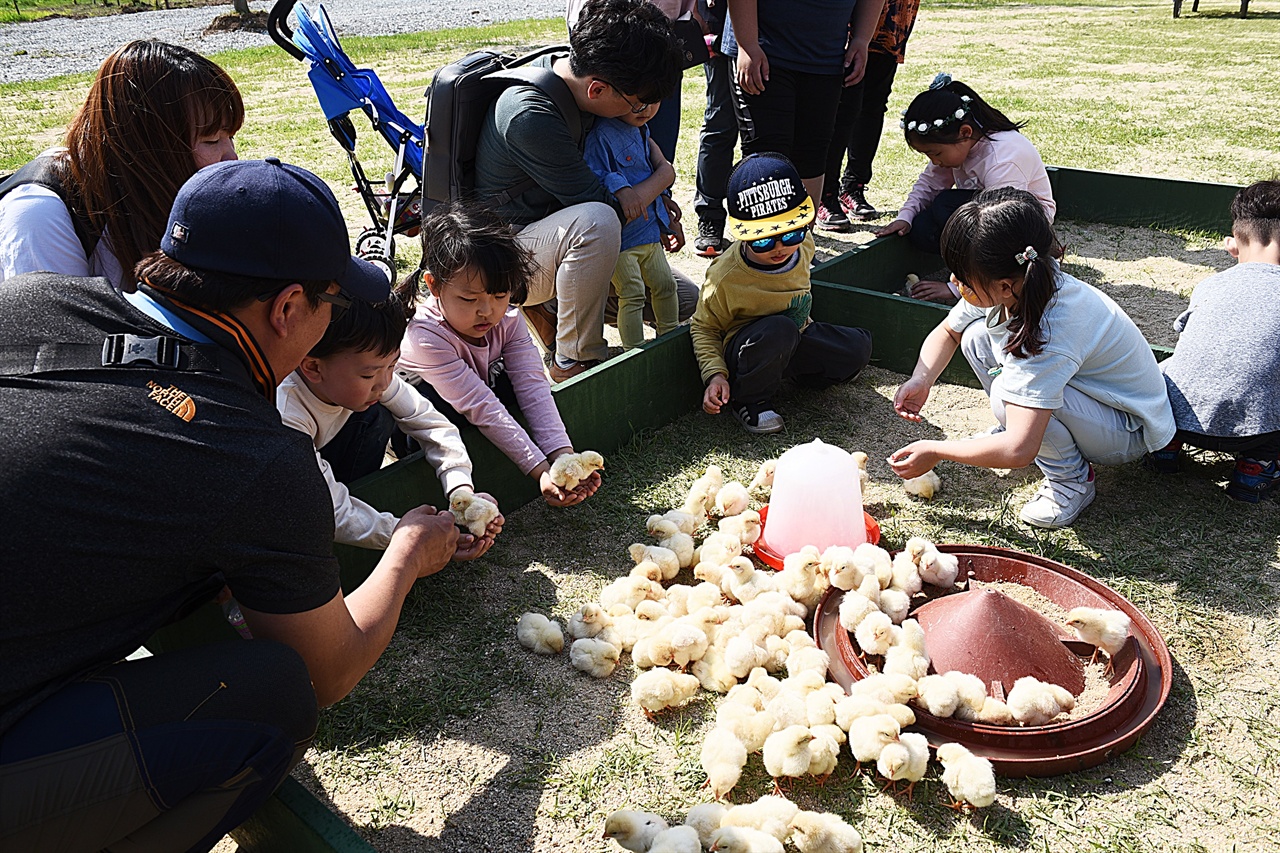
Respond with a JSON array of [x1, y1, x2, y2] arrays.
[[692, 153, 873, 434]]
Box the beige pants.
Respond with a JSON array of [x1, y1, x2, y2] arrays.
[[517, 202, 620, 363]]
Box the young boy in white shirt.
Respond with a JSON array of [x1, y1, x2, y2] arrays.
[[277, 286, 502, 556]]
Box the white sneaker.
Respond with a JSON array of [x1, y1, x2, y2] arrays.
[[1019, 468, 1096, 529]]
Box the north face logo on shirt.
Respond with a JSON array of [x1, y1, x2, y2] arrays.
[[146, 381, 196, 422]]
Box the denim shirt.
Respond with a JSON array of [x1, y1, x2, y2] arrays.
[[583, 117, 670, 251]]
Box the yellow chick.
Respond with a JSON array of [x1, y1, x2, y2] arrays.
[[515, 612, 563, 655], [569, 637, 620, 678], [548, 450, 604, 490], [599, 575, 664, 611], [937, 742, 997, 810], [890, 545, 925, 596], [876, 731, 929, 797], [603, 809, 668, 853], [693, 531, 744, 571], [715, 480, 751, 516], [682, 464, 724, 516], [661, 621, 711, 671], [648, 517, 695, 568], [649, 509, 703, 536], [806, 728, 841, 783], [849, 672, 918, 705], [720, 794, 799, 844], [701, 727, 748, 800], [851, 450, 871, 493], [683, 803, 728, 851], [833, 694, 886, 731], [718, 509, 762, 546], [976, 696, 1015, 726], [629, 560, 665, 584], [724, 556, 775, 604], [789, 810, 864, 853], [851, 543, 894, 590], [631, 669, 701, 719], [918, 543, 960, 589], [884, 619, 930, 680], [778, 545, 826, 612], [847, 713, 900, 771], [914, 674, 961, 718], [448, 488, 500, 538], [1007, 676, 1076, 726], [763, 726, 813, 794], [821, 545, 859, 591], [785, 644, 831, 679], [748, 458, 778, 493], [942, 670, 988, 721], [687, 581, 726, 613], [648, 825, 702, 853], [853, 611, 894, 657], [567, 602, 611, 640], [903, 469, 942, 500], [1065, 606, 1132, 673], [691, 645, 738, 694], [877, 587, 912, 625], [709, 826, 785, 853], [630, 542, 680, 581]]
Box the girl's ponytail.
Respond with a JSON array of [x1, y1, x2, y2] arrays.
[[901, 73, 1024, 146], [940, 187, 1060, 359]]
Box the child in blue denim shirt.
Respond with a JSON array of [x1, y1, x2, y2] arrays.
[[584, 108, 682, 349]]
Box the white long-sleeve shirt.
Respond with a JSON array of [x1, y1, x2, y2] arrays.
[[277, 372, 473, 550], [898, 130, 1056, 226]]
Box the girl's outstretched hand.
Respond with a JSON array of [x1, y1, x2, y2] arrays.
[[876, 219, 911, 238], [887, 442, 940, 480], [539, 470, 601, 507], [893, 377, 932, 422]]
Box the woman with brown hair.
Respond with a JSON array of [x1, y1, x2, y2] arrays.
[[0, 40, 244, 290]]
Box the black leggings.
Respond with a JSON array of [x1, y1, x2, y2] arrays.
[[0, 641, 316, 853], [724, 315, 873, 406], [728, 61, 844, 180], [1175, 429, 1280, 459]]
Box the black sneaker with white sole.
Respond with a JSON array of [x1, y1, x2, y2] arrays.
[[731, 402, 785, 434]]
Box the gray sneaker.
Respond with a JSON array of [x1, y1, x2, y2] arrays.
[[731, 402, 785, 435], [1019, 468, 1096, 529]]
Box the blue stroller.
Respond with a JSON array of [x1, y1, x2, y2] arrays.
[[269, 0, 424, 273]]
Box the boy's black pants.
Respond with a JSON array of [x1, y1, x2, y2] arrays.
[[724, 315, 872, 407]]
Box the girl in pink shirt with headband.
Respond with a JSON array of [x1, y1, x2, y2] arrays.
[[878, 72, 1055, 305]]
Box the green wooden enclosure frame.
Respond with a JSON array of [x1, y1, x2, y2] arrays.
[[147, 165, 1239, 851]]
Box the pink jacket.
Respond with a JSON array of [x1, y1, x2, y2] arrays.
[[400, 298, 572, 475], [898, 130, 1056, 225]]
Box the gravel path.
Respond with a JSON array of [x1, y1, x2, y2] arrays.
[[0, 0, 565, 83]]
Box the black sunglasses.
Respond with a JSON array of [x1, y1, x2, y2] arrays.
[[747, 227, 808, 253], [257, 286, 351, 322]]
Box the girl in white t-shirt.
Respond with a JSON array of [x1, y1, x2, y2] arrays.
[[877, 73, 1055, 305], [887, 188, 1175, 530]]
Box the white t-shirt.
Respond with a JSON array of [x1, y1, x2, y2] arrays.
[[0, 183, 124, 288], [277, 372, 474, 550], [945, 268, 1176, 452]]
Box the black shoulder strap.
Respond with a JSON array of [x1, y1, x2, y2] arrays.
[[0, 334, 225, 378], [0, 155, 101, 261], [488, 65, 585, 207]]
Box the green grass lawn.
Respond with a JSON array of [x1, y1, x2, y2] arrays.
[[4, 4, 1279, 852]]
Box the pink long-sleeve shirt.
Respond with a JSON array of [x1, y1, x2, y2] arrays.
[[898, 130, 1056, 226], [399, 298, 572, 476]]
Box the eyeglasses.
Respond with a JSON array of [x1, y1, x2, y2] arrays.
[[257, 285, 352, 322], [596, 78, 652, 115], [747, 228, 808, 253]]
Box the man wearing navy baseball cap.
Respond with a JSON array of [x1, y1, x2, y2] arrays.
[[0, 159, 458, 851]]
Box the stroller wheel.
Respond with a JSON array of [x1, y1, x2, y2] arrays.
[[364, 254, 396, 284], [356, 228, 392, 260]]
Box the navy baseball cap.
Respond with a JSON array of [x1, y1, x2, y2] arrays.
[[726, 152, 814, 242], [161, 158, 390, 303]]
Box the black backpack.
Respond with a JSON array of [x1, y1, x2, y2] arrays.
[[422, 46, 583, 209], [0, 155, 100, 260]]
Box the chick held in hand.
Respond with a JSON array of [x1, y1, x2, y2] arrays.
[[1065, 606, 1132, 673], [937, 742, 997, 810], [603, 809, 668, 853], [448, 488, 500, 538], [570, 637, 621, 677], [516, 612, 564, 655], [549, 450, 604, 490]]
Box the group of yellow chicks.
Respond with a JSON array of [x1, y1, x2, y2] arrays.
[[515, 455, 1133, 853]]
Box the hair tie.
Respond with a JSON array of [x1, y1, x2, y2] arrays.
[[930, 72, 952, 90], [1016, 246, 1038, 265]]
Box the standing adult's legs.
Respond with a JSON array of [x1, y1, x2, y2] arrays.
[[818, 81, 866, 230], [841, 52, 900, 193], [694, 53, 739, 253], [647, 86, 683, 163]]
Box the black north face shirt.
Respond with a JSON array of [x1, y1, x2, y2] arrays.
[[0, 273, 340, 733]]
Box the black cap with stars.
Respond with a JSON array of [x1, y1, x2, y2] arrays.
[[725, 152, 814, 243]]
